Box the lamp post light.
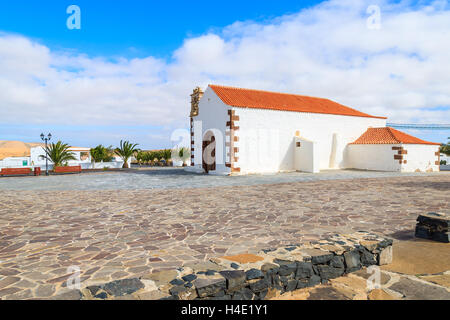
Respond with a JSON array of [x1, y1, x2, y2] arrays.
[[40, 133, 52, 176]]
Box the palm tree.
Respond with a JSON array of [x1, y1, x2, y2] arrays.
[[115, 140, 139, 168], [441, 137, 450, 156], [135, 151, 146, 166], [161, 149, 172, 166], [90, 145, 114, 163], [44, 141, 77, 167]]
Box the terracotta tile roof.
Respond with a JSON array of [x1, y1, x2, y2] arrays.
[[351, 127, 441, 145], [209, 85, 387, 119]]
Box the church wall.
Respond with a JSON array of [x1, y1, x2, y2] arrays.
[[233, 107, 386, 174], [191, 87, 231, 175]]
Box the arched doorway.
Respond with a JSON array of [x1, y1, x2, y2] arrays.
[[202, 131, 216, 173]]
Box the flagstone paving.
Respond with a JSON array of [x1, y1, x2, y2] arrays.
[[0, 173, 448, 299]]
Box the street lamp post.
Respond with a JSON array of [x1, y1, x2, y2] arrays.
[[40, 133, 52, 176]]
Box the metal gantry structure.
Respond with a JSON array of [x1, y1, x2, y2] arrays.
[[387, 123, 450, 130]]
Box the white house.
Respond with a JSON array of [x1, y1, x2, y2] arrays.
[[187, 85, 441, 175], [30, 146, 92, 169]]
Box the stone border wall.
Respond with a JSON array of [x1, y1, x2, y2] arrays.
[[79, 231, 393, 300]]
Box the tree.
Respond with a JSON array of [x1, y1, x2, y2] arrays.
[[161, 149, 172, 166], [44, 141, 77, 167], [177, 147, 190, 167], [115, 140, 139, 168], [90, 145, 114, 163], [135, 151, 146, 166], [440, 137, 450, 156]]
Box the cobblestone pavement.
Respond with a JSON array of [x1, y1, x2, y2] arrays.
[[0, 173, 448, 299]]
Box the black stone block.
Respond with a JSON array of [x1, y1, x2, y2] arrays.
[[359, 247, 377, 266], [296, 261, 314, 279], [249, 279, 270, 292], [182, 274, 197, 282], [219, 270, 246, 292], [315, 265, 344, 280], [286, 280, 298, 292], [246, 268, 264, 280]]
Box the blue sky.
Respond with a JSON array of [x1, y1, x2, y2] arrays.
[[0, 0, 318, 58], [0, 0, 448, 148]]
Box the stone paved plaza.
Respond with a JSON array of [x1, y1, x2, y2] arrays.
[[0, 170, 449, 299]]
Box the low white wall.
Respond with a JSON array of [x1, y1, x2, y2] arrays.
[[346, 144, 401, 172], [401, 144, 440, 172], [82, 161, 125, 169], [294, 137, 320, 173], [0, 157, 30, 168]]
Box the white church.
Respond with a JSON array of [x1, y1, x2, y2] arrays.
[[187, 85, 441, 175]]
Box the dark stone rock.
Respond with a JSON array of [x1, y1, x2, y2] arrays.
[[359, 247, 377, 266], [261, 263, 278, 273], [285, 246, 297, 252], [329, 256, 345, 269], [160, 295, 179, 300], [270, 274, 283, 290], [205, 270, 216, 276], [209, 294, 231, 300], [308, 251, 334, 265], [278, 262, 297, 276], [213, 290, 225, 297], [169, 285, 188, 296], [102, 278, 145, 297], [432, 232, 450, 243], [286, 280, 298, 292], [295, 261, 314, 279], [280, 276, 289, 286], [193, 277, 226, 298], [94, 292, 108, 299], [219, 270, 246, 292], [86, 285, 101, 296], [297, 279, 309, 289], [257, 289, 269, 300], [184, 282, 193, 288], [308, 275, 321, 287], [232, 292, 244, 300], [315, 265, 344, 280], [182, 274, 197, 282], [344, 250, 361, 273], [169, 278, 185, 286], [415, 225, 430, 239], [241, 287, 255, 300], [232, 287, 255, 300], [249, 279, 270, 292], [230, 263, 240, 269], [246, 268, 264, 280]]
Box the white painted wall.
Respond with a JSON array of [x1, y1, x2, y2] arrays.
[[234, 107, 386, 175], [30, 146, 91, 167], [0, 157, 30, 168], [346, 144, 440, 172], [294, 137, 320, 173], [401, 144, 440, 172], [191, 87, 231, 175], [346, 144, 401, 172]]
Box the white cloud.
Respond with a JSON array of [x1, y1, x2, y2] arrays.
[[0, 0, 449, 136]]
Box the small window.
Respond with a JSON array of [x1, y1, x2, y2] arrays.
[[296, 142, 301, 148]]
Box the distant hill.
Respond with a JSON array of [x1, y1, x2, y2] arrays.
[[0, 140, 43, 160]]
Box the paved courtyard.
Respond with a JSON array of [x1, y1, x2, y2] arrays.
[[0, 171, 449, 299]]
